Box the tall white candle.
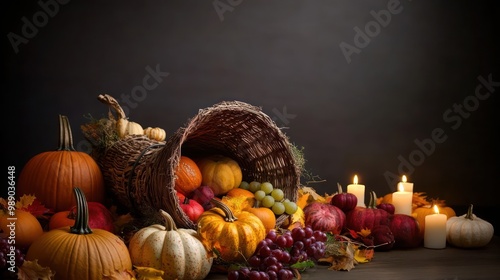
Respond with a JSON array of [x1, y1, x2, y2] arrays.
[[393, 183, 412, 215], [400, 175, 414, 193], [347, 175, 365, 207], [424, 205, 447, 249]]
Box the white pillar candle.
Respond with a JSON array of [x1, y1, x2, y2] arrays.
[[393, 183, 412, 215], [400, 175, 414, 193], [347, 175, 365, 207], [424, 205, 447, 249]]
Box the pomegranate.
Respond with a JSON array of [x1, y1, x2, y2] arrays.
[[303, 202, 345, 234]]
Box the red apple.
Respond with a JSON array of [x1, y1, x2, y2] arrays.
[[49, 202, 115, 233]]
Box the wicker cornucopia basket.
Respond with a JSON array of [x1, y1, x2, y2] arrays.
[[87, 96, 301, 230]]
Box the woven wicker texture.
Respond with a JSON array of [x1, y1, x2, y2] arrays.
[[100, 100, 300, 229]]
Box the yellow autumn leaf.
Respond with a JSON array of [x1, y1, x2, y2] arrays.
[[221, 195, 250, 214], [15, 194, 36, 209], [134, 266, 164, 280], [300, 186, 326, 204], [285, 206, 305, 230], [358, 228, 372, 238], [102, 269, 136, 280], [354, 247, 374, 263]]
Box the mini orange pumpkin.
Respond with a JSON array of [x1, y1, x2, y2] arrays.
[[0, 209, 44, 249], [175, 156, 203, 195]]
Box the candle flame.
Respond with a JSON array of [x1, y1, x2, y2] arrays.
[[353, 175, 358, 185], [402, 175, 407, 183], [433, 205, 440, 214], [398, 183, 405, 192]]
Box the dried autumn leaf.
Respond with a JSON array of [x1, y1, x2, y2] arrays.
[[0, 197, 7, 209], [358, 228, 372, 238], [114, 213, 134, 230], [221, 195, 250, 214], [296, 189, 310, 209], [354, 247, 374, 263], [17, 259, 55, 280], [16, 194, 36, 209], [300, 186, 326, 204], [320, 237, 357, 271], [102, 269, 136, 280], [14, 194, 53, 217], [134, 266, 164, 280], [22, 198, 53, 217]]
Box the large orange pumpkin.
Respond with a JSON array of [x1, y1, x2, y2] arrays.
[[196, 155, 242, 196], [17, 115, 105, 212], [174, 156, 203, 195], [26, 188, 132, 280]]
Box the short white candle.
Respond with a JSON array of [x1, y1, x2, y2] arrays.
[[347, 175, 365, 207], [393, 183, 412, 215], [400, 175, 414, 193], [424, 205, 447, 249]]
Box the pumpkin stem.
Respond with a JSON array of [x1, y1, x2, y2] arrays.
[[70, 187, 93, 234], [210, 198, 238, 222], [97, 94, 127, 120], [159, 209, 178, 231], [368, 191, 377, 209], [336, 183, 343, 194], [58, 115, 76, 151], [465, 204, 475, 220]]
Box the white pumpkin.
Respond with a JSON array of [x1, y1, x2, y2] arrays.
[[144, 126, 166, 142], [128, 210, 213, 280], [446, 204, 494, 248]]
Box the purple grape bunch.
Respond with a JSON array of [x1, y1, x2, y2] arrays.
[[228, 226, 327, 280]]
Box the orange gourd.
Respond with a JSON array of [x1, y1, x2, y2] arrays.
[[245, 207, 276, 233], [17, 115, 105, 212], [0, 209, 43, 249], [413, 202, 456, 238], [174, 156, 203, 195], [26, 188, 132, 280]]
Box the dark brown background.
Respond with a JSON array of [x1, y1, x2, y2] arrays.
[[3, 1, 499, 233]]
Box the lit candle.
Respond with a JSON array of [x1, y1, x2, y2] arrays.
[[392, 183, 412, 215], [400, 175, 414, 193], [347, 175, 365, 207], [424, 205, 447, 249]]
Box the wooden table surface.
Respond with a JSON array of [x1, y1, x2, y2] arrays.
[[205, 236, 500, 280]]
